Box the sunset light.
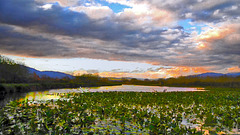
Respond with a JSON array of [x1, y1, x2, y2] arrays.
[[1, 1, 240, 134], [0, 0, 239, 78]]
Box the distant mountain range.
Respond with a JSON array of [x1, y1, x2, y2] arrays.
[[27, 67, 74, 79], [26, 66, 240, 79], [194, 72, 240, 77]]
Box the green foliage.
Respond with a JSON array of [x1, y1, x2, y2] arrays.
[[70, 74, 122, 87], [0, 55, 30, 83], [0, 55, 18, 65], [1, 89, 239, 134], [122, 75, 240, 88], [161, 76, 240, 88], [0, 55, 120, 91]]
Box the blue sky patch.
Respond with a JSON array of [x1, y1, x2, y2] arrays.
[[178, 19, 206, 34], [95, 0, 130, 13]]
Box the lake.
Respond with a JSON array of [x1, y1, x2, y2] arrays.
[[0, 85, 205, 107]]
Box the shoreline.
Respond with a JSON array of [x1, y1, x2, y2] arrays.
[[0, 82, 122, 99]]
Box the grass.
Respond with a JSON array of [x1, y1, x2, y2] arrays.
[[0, 87, 240, 134]]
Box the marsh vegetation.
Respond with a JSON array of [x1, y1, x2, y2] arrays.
[[1, 56, 240, 134], [0, 87, 239, 134]]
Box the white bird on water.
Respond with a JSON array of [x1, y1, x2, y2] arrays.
[[78, 86, 90, 92]]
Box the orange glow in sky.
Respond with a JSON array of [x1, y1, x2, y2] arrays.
[[196, 25, 236, 50], [1, 0, 240, 79], [197, 42, 207, 50], [227, 66, 240, 73], [198, 26, 234, 42], [73, 66, 211, 79]]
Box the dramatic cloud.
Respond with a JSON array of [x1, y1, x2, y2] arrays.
[[227, 66, 240, 73], [0, 0, 240, 77], [0, 24, 72, 57], [195, 23, 240, 68]]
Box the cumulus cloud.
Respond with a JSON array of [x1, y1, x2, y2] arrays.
[[195, 23, 240, 67], [116, 0, 240, 23], [70, 5, 113, 19], [35, 0, 81, 7], [0, 24, 73, 57], [0, 0, 240, 75]]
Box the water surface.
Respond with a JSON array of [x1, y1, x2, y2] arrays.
[[0, 85, 205, 106]]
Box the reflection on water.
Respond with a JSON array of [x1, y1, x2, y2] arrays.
[[18, 91, 60, 103], [0, 92, 27, 107], [47, 85, 205, 93], [0, 85, 205, 107], [0, 91, 61, 107], [89, 85, 205, 92]]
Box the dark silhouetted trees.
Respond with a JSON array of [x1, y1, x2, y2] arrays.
[[121, 76, 240, 88], [0, 55, 30, 83]]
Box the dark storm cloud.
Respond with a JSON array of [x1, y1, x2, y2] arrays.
[[0, 0, 143, 58], [190, 1, 239, 22], [146, 0, 240, 22], [204, 33, 240, 66], [0, 0, 240, 72], [0, 0, 135, 41], [0, 0, 185, 62], [0, 25, 74, 57]]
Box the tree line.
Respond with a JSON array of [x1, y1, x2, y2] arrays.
[[0, 55, 30, 83], [0, 55, 121, 87], [1, 55, 240, 88], [122, 76, 240, 88]]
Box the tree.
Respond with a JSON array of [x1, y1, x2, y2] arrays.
[[0, 55, 30, 83]]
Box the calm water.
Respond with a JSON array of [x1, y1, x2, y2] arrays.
[[0, 85, 205, 107]]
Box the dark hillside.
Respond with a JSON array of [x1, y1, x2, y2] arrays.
[[0, 55, 30, 83]]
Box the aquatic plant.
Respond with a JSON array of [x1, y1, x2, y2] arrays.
[[0, 88, 239, 134]]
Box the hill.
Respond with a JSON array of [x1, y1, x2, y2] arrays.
[[194, 72, 240, 77], [27, 67, 74, 79]]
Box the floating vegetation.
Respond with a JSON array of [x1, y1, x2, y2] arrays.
[[0, 89, 240, 134]]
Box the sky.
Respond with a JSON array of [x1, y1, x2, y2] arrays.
[[0, 0, 240, 79]]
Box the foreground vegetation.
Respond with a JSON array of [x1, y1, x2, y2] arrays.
[[1, 54, 240, 134], [123, 76, 240, 88], [1, 88, 239, 134]]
